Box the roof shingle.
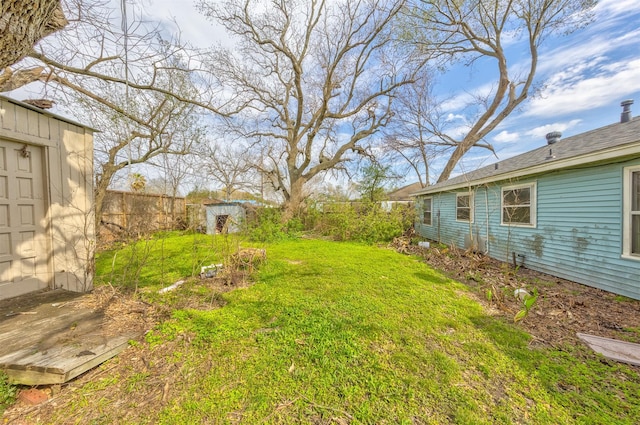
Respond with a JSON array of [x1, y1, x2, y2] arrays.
[[413, 116, 640, 195]]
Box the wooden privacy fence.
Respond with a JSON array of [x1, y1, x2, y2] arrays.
[[101, 190, 187, 236]]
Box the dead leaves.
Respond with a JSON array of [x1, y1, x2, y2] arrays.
[[390, 238, 640, 348]]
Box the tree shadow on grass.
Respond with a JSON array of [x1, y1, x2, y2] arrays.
[[412, 271, 451, 286]]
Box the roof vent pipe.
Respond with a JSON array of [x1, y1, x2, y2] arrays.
[[546, 131, 561, 145], [621, 99, 633, 123]]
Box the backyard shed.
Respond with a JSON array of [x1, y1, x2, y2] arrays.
[[413, 101, 640, 300], [0, 96, 95, 301], [205, 200, 246, 234]]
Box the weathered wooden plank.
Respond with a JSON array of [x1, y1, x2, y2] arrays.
[[577, 333, 640, 366], [1, 308, 103, 354], [0, 290, 143, 385], [26, 109, 41, 137], [0, 333, 137, 385]]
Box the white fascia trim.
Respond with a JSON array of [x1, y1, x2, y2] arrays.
[[413, 143, 640, 196]]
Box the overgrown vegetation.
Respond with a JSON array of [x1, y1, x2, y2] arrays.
[[311, 202, 414, 243], [243, 203, 415, 244], [243, 207, 298, 243]]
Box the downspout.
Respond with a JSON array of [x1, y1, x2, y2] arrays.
[[485, 185, 490, 255], [437, 208, 441, 243]]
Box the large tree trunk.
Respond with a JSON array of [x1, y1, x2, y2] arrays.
[[0, 0, 67, 69], [283, 176, 307, 221]]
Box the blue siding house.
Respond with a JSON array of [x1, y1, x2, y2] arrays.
[[413, 102, 640, 300]]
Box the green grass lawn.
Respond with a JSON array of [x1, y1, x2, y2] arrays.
[[53, 235, 640, 423], [95, 231, 241, 290]]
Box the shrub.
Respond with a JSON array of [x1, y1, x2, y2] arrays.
[[244, 207, 290, 242], [243, 202, 415, 244], [311, 202, 415, 243]]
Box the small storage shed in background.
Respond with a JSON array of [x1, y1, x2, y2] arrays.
[[204, 200, 246, 234], [0, 96, 94, 301]]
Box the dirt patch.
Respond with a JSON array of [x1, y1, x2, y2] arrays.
[[391, 237, 640, 349]]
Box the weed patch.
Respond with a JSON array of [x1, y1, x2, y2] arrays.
[[0, 372, 16, 414]]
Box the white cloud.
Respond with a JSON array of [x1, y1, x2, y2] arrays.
[[440, 88, 490, 113], [524, 59, 640, 118], [447, 124, 471, 139], [439, 93, 471, 113], [537, 27, 640, 76], [594, 0, 640, 18], [524, 119, 582, 139], [143, 0, 235, 48], [445, 113, 465, 122], [492, 130, 519, 143]]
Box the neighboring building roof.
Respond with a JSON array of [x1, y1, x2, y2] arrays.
[[387, 182, 424, 201], [202, 199, 228, 206], [413, 115, 640, 196], [203, 199, 261, 206]]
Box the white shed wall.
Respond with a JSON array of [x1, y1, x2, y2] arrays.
[[0, 97, 94, 300]]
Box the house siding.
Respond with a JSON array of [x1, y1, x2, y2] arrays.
[[416, 158, 640, 300]]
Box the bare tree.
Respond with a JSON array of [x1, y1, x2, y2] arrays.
[[0, 0, 218, 229], [197, 0, 414, 217], [381, 70, 485, 187], [83, 83, 205, 228], [405, 0, 596, 183], [0, 0, 232, 118], [149, 150, 199, 198], [199, 143, 257, 201], [0, 0, 67, 71]]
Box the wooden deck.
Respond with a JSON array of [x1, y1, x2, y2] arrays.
[[0, 289, 139, 385]]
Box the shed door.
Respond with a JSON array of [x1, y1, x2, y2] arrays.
[[0, 141, 48, 299]]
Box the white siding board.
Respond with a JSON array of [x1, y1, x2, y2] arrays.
[[0, 100, 16, 132], [26, 109, 41, 137], [15, 107, 29, 135], [38, 113, 50, 140]]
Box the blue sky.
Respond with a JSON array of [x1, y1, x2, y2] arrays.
[[443, 0, 640, 174], [143, 0, 640, 183]]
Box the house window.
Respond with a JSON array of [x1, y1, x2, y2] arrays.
[[456, 192, 473, 222], [422, 197, 432, 226], [623, 166, 640, 258], [501, 183, 536, 227]]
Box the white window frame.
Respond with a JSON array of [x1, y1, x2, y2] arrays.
[[422, 197, 433, 226], [456, 192, 474, 223], [622, 165, 640, 260], [501, 182, 537, 227]]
